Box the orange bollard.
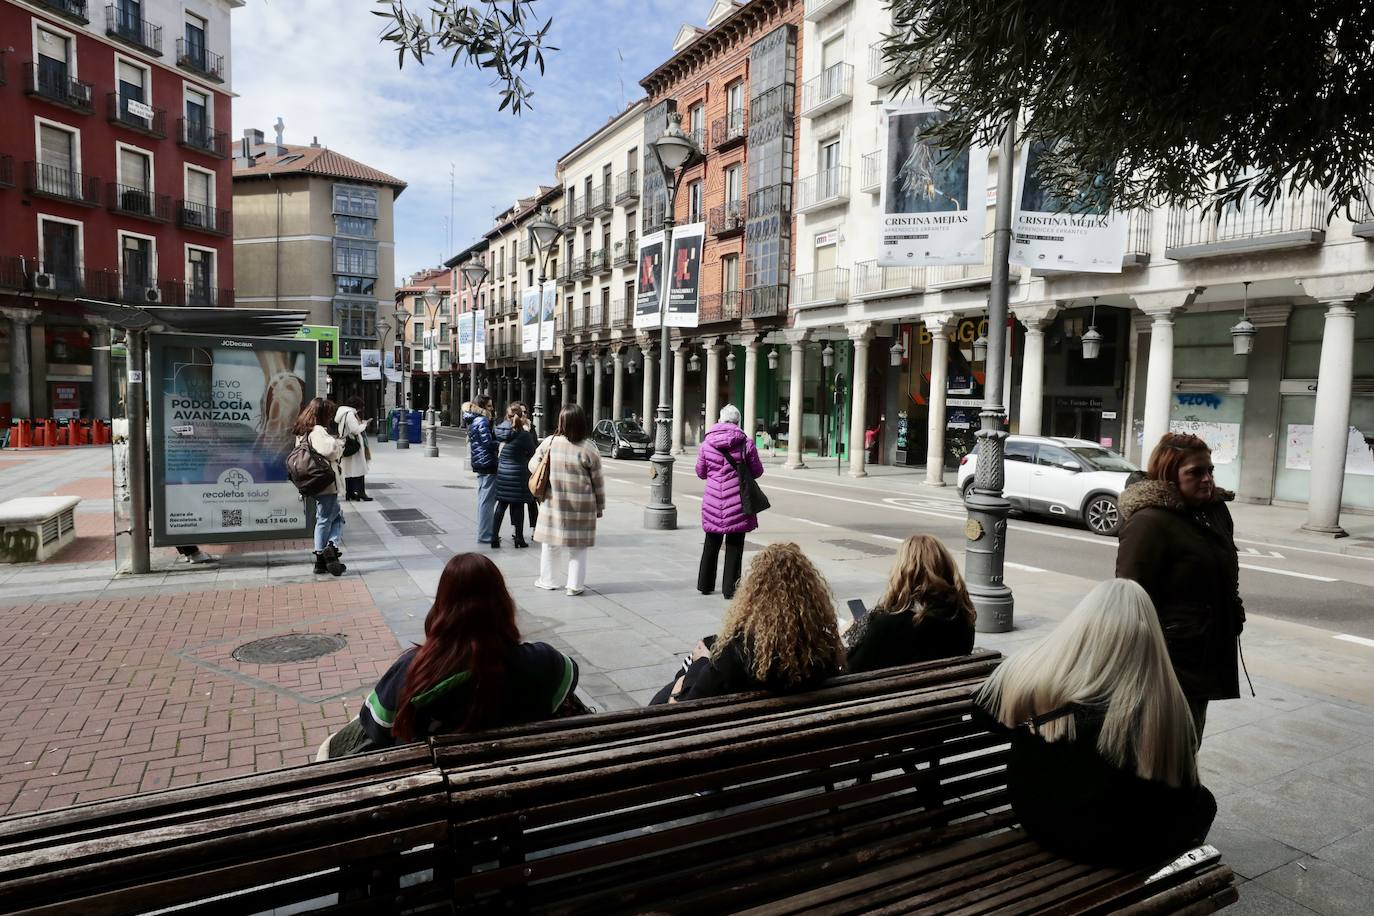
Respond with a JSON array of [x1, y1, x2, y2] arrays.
[[14, 420, 30, 449], [70, 422, 86, 446], [43, 419, 57, 447], [31, 423, 45, 448], [54, 423, 69, 447], [93, 420, 109, 445]]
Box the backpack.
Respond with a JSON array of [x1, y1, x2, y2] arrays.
[[287, 434, 335, 497]]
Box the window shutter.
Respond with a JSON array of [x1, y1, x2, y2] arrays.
[[121, 149, 149, 190], [186, 169, 210, 206], [40, 125, 73, 173]]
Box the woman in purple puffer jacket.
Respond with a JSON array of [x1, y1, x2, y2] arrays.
[[696, 404, 765, 599]]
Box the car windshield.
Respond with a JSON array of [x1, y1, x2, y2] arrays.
[[1068, 446, 1137, 473], [615, 420, 646, 437]]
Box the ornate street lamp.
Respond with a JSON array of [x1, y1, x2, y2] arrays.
[[421, 284, 444, 457], [688, 349, 701, 373], [726, 349, 736, 372], [392, 305, 412, 449], [890, 336, 905, 367], [821, 340, 835, 369], [767, 347, 779, 371], [1231, 281, 1256, 356], [1081, 297, 1103, 360], [972, 322, 989, 362], [375, 316, 392, 442], [461, 261, 489, 414], [527, 206, 561, 437]]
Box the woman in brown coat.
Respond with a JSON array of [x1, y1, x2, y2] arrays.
[[1115, 432, 1246, 740], [529, 404, 605, 596]]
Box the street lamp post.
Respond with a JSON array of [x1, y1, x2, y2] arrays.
[[644, 112, 700, 531], [393, 306, 412, 449], [375, 316, 392, 442], [526, 207, 562, 439], [421, 284, 443, 458], [461, 261, 490, 418], [964, 116, 1017, 633]]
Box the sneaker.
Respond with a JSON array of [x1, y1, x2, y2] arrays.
[[533, 579, 559, 591], [566, 587, 585, 597], [188, 550, 219, 565], [322, 543, 346, 577]]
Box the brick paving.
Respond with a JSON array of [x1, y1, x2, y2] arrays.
[[0, 580, 400, 816]]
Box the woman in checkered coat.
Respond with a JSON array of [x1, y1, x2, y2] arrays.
[[529, 403, 605, 596]]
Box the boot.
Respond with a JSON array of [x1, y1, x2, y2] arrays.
[[490, 535, 502, 549], [322, 543, 346, 577], [313, 551, 328, 574], [512, 532, 529, 549]]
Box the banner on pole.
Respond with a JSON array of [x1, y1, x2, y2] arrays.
[[422, 329, 439, 373], [1010, 139, 1128, 273], [522, 281, 557, 353], [666, 222, 704, 328], [360, 348, 381, 380], [633, 230, 665, 330], [879, 102, 988, 267], [457, 311, 487, 365], [383, 351, 402, 383]]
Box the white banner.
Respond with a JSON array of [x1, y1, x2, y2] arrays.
[[666, 222, 704, 328], [633, 230, 666, 330], [457, 310, 487, 365], [360, 348, 381, 380], [522, 281, 557, 353], [1010, 139, 1128, 273], [879, 101, 988, 266]]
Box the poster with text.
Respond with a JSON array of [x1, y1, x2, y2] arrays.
[[634, 230, 666, 330], [383, 351, 402, 383], [1284, 425, 1374, 476], [666, 222, 704, 328], [149, 333, 316, 546], [879, 102, 988, 266], [1010, 139, 1128, 273], [522, 281, 557, 353], [456, 311, 487, 365], [360, 348, 381, 380]]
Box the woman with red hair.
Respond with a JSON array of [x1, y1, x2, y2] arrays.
[[318, 553, 578, 757]]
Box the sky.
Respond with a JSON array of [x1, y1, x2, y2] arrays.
[[231, 0, 693, 283]]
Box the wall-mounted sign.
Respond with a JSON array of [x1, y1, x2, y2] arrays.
[[294, 325, 340, 365]]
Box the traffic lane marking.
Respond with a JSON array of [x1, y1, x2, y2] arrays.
[[1238, 564, 1338, 583], [1335, 634, 1374, 648]]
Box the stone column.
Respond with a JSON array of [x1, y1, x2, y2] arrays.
[[704, 337, 722, 429], [1013, 305, 1056, 437], [90, 322, 111, 420], [641, 342, 656, 424], [592, 350, 604, 423], [671, 341, 687, 454], [611, 347, 624, 422], [784, 331, 809, 469], [743, 336, 760, 439], [1134, 290, 1202, 456], [1, 308, 38, 419], [575, 355, 588, 412], [847, 322, 873, 477], [923, 313, 955, 486]]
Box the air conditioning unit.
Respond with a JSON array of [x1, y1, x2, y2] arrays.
[[31, 273, 56, 290], [144, 287, 162, 303], [181, 207, 202, 227]]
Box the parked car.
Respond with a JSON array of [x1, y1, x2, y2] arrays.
[[957, 435, 1139, 536], [592, 419, 653, 460]]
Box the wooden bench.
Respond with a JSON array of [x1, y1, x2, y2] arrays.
[[0, 496, 81, 563], [0, 652, 1237, 914]]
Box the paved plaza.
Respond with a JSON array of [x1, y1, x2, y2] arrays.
[[0, 442, 1372, 913]]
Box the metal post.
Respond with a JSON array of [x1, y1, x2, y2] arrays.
[[425, 318, 439, 457], [396, 324, 410, 449], [377, 327, 390, 442], [534, 269, 547, 439], [127, 328, 150, 574], [965, 115, 1016, 633], [644, 184, 678, 530]]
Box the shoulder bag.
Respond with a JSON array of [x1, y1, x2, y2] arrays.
[[529, 437, 552, 503], [721, 446, 770, 515]]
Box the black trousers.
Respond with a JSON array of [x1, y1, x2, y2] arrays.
[[492, 500, 527, 538], [344, 476, 367, 499], [698, 531, 745, 597]]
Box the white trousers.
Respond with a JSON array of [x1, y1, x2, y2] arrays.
[[540, 543, 588, 590]]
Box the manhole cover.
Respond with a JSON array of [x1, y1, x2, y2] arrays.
[[368, 482, 395, 489], [381, 508, 428, 521], [822, 538, 896, 557], [232, 633, 347, 664]]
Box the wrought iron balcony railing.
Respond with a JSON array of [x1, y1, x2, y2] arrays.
[[176, 39, 224, 82], [709, 200, 746, 237], [801, 63, 854, 118], [860, 151, 880, 194], [796, 167, 851, 213], [177, 200, 232, 236], [588, 185, 610, 217], [0, 155, 13, 189], [854, 260, 925, 299], [24, 63, 94, 113], [178, 119, 229, 158], [108, 184, 172, 222], [105, 5, 162, 55], [744, 284, 788, 319], [107, 92, 167, 138], [33, 0, 88, 24], [24, 162, 100, 206], [792, 268, 850, 308], [712, 108, 748, 150], [867, 42, 896, 87], [613, 232, 637, 268], [699, 291, 743, 324], [609, 297, 632, 328], [1164, 189, 1327, 259], [615, 170, 639, 205]]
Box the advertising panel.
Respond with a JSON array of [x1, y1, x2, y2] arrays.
[[879, 101, 988, 266], [149, 333, 317, 546], [633, 230, 666, 330], [1010, 139, 1128, 273], [522, 281, 557, 353], [360, 348, 381, 380], [456, 312, 486, 365], [294, 325, 340, 364], [666, 222, 704, 328]]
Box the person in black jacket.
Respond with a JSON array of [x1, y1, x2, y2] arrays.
[[976, 578, 1216, 869], [845, 534, 976, 672], [464, 397, 499, 545], [1116, 432, 1246, 739], [650, 543, 845, 704], [491, 402, 537, 548]]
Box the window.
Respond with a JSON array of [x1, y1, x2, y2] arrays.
[[38, 122, 77, 196], [724, 164, 742, 205], [116, 59, 151, 129], [334, 299, 377, 359], [333, 241, 378, 276], [334, 215, 375, 238], [689, 103, 705, 145], [722, 255, 739, 293], [413, 322, 423, 344], [332, 184, 378, 217], [182, 165, 215, 227], [1036, 445, 1076, 468], [40, 218, 80, 286], [440, 350, 451, 371], [186, 247, 214, 304], [1005, 441, 1036, 463], [184, 12, 207, 67], [726, 80, 744, 118], [688, 180, 703, 223], [185, 87, 209, 144], [438, 322, 450, 344], [336, 275, 376, 296], [602, 164, 612, 198], [627, 146, 638, 172], [36, 26, 72, 92], [116, 146, 153, 215], [119, 233, 153, 296]]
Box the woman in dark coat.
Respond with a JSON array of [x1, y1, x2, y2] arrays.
[[491, 402, 537, 548], [845, 534, 976, 672], [696, 404, 766, 599], [1116, 432, 1246, 739]]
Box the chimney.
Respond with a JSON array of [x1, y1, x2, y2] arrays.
[[246, 128, 264, 147], [311, 136, 320, 148], [273, 117, 285, 150]]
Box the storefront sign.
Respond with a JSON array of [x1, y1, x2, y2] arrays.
[[879, 101, 989, 266], [1011, 139, 1128, 273], [360, 348, 381, 381], [51, 383, 81, 420], [522, 281, 556, 353], [633, 230, 666, 330], [666, 222, 704, 328], [294, 325, 340, 365], [149, 333, 316, 546]]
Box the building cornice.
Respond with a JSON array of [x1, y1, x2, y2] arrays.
[[639, 0, 795, 96]]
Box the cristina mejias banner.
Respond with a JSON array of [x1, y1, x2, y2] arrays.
[[1010, 139, 1128, 273], [879, 101, 989, 267], [149, 332, 317, 547]]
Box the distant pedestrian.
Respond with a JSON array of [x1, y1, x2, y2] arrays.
[[1116, 432, 1246, 741], [492, 401, 536, 548], [337, 396, 372, 502], [529, 404, 605, 596], [464, 396, 498, 545], [844, 534, 976, 673], [975, 578, 1216, 868], [292, 397, 346, 576], [696, 404, 765, 599]]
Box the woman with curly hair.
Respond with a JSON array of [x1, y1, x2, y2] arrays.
[[651, 542, 845, 704], [845, 534, 976, 672]]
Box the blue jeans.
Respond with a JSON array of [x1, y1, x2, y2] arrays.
[[476, 473, 497, 542], [313, 493, 345, 551]]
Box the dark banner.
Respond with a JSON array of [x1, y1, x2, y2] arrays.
[[634, 230, 665, 330]]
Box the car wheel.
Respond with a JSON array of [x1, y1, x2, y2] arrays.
[[611, 446, 621, 460], [1084, 494, 1121, 536], [959, 479, 974, 501]]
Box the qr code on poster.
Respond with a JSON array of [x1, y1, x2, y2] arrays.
[[221, 509, 243, 528]]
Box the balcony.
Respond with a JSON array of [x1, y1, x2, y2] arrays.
[[1125, 210, 1152, 266], [854, 260, 925, 300], [172, 281, 234, 308], [792, 268, 850, 309], [105, 5, 162, 56], [176, 39, 224, 82], [709, 200, 746, 237], [556, 263, 574, 286], [712, 108, 748, 150], [110, 275, 173, 305], [108, 184, 172, 222], [929, 234, 1023, 289], [590, 249, 612, 276], [588, 302, 606, 331], [860, 151, 881, 194], [570, 256, 590, 281], [519, 239, 536, 262], [573, 196, 593, 226], [613, 233, 636, 268], [33, 0, 88, 24], [0, 156, 13, 189], [588, 185, 610, 218], [24, 162, 100, 207], [689, 126, 707, 153], [796, 167, 850, 214], [615, 170, 639, 205], [106, 92, 167, 138], [801, 63, 853, 118], [610, 297, 632, 329], [561, 209, 578, 235], [2, 261, 96, 296], [699, 291, 743, 324], [1165, 188, 1328, 259], [868, 42, 896, 87], [804, 0, 849, 21], [744, 284, 788, 319], [177, 200, 232, 236], [178, 119, 229, 158], [24, 63, 94, 114]]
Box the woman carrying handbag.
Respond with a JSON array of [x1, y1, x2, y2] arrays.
[[696, 404, 767, 600]]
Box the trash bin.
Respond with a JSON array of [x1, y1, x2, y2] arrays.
[[404, 409, 422, 444]]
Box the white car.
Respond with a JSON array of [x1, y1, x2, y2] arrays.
[[957, 435, 1139, 536]]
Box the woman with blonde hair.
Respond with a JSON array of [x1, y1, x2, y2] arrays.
[[651, 543, 845, 703], [976, 578, 1216, 867], [845, 534, 976, 672]]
